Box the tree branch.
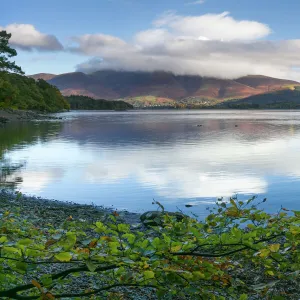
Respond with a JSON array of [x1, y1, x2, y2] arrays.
[[0, 264, 117, 298], [3, 284, 157, 299]]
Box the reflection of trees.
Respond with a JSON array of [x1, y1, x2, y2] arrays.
[[0, 121, 62, 188], [0, 160, 24, 188]]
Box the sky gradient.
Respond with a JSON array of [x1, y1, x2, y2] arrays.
[[2, 0, 300, 79]]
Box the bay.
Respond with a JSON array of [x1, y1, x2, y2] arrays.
[[1, 110, 300, 216]]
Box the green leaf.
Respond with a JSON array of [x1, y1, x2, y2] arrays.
[[2, 246, 21, 255], [55, 252, 72, 262], [61, 233, 76, 250], [193, 271, 205, 279], [41, 275, 52, 287], [117, 224, 130, 233], [86, 260, 97, 272], [16, 262, 27, 272], [18, 239, 33, 246], [239, 294, 248, 300], [144, 270, 155, 279], [122, 233, 135, 244], [152, 237, 160, 248], [0, 236, 7, 244], [95, 222, 106, 231]]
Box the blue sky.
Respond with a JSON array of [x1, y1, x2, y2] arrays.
[[2, 0, 300, 79]]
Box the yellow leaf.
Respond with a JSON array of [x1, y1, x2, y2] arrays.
[[290, 226, 300, 235], [266, 270, 275, 276], [32, 279, 42, 291], [259, 249, 270, 258], [193, 271, 205, 279], [101, 236, 113, 242], [171, 245, 181, 252], [225, 208, 239, 217], [43, 292, 55, 299], [269, 244, 280, 253], [45, 239, 56, 249]]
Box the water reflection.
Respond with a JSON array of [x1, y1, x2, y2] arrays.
[[0, 122, 62, 188], [2, 111, 300, 214]]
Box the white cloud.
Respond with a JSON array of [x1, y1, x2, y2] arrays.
[[14, 169, 64, 193], [153, 11, 271, 41], [71, 34, 128, 55], [186, 0, 205, 4], [0, 24, 63, 51], [70, 11, 300, 80]]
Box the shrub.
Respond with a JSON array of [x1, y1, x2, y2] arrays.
[[0, 196, 299, 299]]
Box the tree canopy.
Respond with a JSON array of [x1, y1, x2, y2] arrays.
[[0, 31, 69, 112], [0, 31, 23, 74], [0, 72, 70, 112], [65, 95, 133, 110]]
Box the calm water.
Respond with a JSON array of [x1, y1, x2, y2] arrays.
[[1, 110, 300, 216]]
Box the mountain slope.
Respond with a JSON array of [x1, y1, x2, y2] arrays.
[[235, 75, 299, 92], [29, 73, 57, 81], [220, 88, 300, 108], [30, 71, 300, 107]]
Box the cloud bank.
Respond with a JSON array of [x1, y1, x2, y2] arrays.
[[71, 12, 300, 80], [3, 11, 300, 80], [0, 24, 63, 51]]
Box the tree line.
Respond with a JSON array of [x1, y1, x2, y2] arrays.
[[0, 31, 69, 112], [65, 95, 133, 110]]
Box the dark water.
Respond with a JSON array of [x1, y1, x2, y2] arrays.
[[1, 110, 300, 216]]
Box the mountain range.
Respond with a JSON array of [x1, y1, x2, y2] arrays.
[[29, 71, 300, 107]]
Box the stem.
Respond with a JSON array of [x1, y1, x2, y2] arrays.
[[0, 264, 117, 298]]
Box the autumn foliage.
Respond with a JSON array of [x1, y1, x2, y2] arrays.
[[0, 196, 299, 299]]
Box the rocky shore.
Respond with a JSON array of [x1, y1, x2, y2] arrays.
[[0, 189, 142, 227], [0, 109, 62, 125], [0, 190, 159, 299]]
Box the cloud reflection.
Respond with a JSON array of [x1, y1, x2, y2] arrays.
[[7, 112, 300, 205]]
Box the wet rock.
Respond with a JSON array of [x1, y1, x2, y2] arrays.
[[0, 117, 9, 124], [140, 211, 185, 226]]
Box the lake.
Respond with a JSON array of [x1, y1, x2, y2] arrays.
[[1, 110, 300, 216]]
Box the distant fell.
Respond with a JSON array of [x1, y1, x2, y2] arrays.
[[29, 70, 300, 107], [29, 73, 57, 81], [219, 87, 300, 109]]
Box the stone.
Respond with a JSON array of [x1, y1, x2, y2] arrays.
[[140, 211, 185, 226]]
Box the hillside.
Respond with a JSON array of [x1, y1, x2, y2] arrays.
[[219, 88, 300, 109], [65, 95, 133, 110], [0, 72, 70, 112], [29, 73, 57, 81], [30, 71, 300, 108]]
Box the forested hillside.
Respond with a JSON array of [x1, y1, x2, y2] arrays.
[[65, 95, 133, 110], [0, 30, 69, 112], [0, 72, 70, 112], [219, 88, 300, 109]]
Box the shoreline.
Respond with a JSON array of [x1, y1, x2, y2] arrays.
[[0, 189, 142, 226], [0, 109, 63, 125]]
